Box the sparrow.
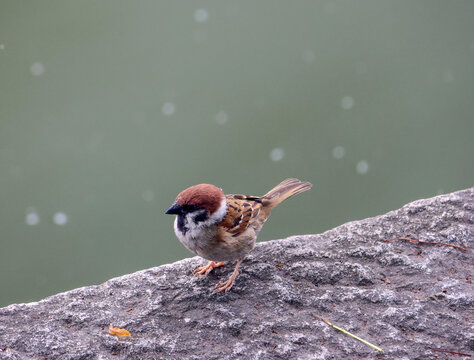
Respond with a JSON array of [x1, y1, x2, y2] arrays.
[[165, 178, 312, 292]]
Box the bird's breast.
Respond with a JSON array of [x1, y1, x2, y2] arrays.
[[173, 217, 255, 262]]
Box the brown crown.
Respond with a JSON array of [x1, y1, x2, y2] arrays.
[[176, 184, 224, 214]]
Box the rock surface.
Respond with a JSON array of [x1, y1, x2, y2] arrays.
[[1, 188, 473, 360]]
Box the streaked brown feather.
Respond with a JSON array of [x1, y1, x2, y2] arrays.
[[218, 179, 311, 239], [262, 178, 312, 209], [219, 194, 263, 237]]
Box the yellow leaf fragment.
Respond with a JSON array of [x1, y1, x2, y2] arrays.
[[108, 325, 131, 338]]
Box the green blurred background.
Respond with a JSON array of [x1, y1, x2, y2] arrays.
[[1, 0, 473, 307]]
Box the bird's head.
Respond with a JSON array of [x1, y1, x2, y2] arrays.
[[165, 184, 227, 227]]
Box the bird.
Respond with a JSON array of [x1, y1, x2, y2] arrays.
[[165, 178, 312, 292]]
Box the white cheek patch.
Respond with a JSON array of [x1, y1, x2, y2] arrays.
[[207, 198, 227, 224], [184, 212, 193, 225], [185, 210, 205, 226], [185, 198, 227, 229], [174, 198, 227, 242]]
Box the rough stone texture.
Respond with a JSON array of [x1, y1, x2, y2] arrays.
[[1, 189, 473, 360]]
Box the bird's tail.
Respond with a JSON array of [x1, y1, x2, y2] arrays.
[[262, 178, 312, 210]]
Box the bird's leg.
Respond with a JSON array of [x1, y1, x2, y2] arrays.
[[193, 261, 225, 276], [214, 259, 243, 293]]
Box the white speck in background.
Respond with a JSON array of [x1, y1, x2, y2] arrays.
[[270, 148, 285, 162], [302, 49, 315, 64], [25, 208, 40, 226], [30, 62, 45, 76], [0, 44, 5, 50], [142, 190, 155, 202], [332, 146, 345, 159], [356, 160, 369, 174], [194, 9, 209, 23], [162, 102, 175, 116], [53, 212, 68, 226], [215, 111, 229, 125], [341, 96, 354, 110]]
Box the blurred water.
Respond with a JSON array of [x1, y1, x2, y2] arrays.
[[1, 0, 473, 307]]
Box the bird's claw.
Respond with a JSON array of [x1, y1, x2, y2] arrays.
[[213, 271, 239, 293], [193, 261, 224, 277]]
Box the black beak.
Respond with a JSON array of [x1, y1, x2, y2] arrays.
[[165, 202, 181, 215]]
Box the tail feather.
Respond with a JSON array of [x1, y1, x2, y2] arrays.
[[262, 178, 312, 209]]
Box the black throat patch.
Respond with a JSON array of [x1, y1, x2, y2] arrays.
[[177, 215, 188, 235]]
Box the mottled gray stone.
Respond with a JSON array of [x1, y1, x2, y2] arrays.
[[1, 188, 473, 359]]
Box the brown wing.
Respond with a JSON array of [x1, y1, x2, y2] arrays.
[[219, 194, 263, 237]]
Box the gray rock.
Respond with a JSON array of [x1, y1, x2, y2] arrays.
[[1, 188, 473, 359]]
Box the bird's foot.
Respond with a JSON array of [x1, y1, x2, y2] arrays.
[[193, 261, 225, 276], [214, 273, 238, 293], [213, 259, 242, 293]]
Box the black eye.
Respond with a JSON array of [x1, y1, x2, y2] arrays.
[[193, 211, 209, 223], [181, 204, 197, 214]]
